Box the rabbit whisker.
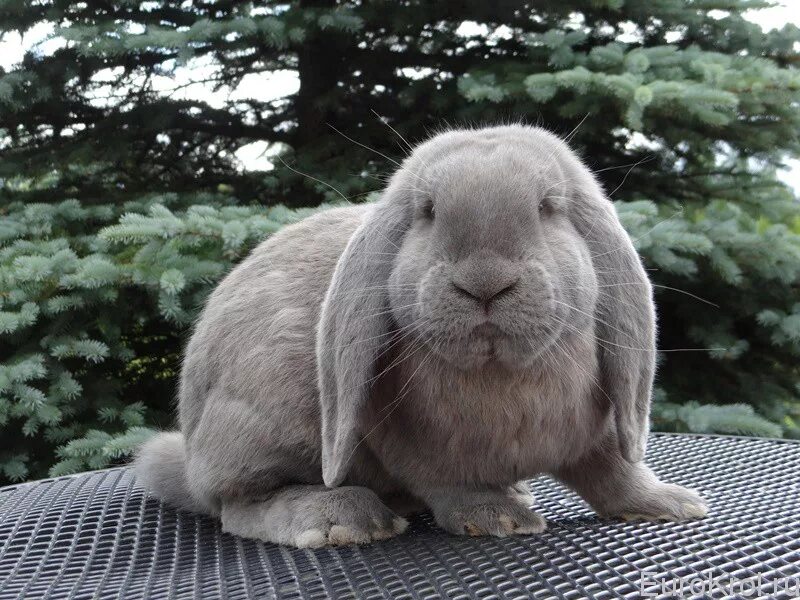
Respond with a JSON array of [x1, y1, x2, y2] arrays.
[[540, 176, 574, 197], [331, 283, 418, 297], [553, 335, 595, 388], [366, 319, 430, 378], [317, 318, 429, 401], [376, 332, 445, 419], [550, 314, 725, 353], [332, 328, 401, 352], [560, 282, 718, 308], [327, 123, 430, 188], [592, 155, 656, 175], [590, 208, 684, 260], [394, 185, 430, 196], [371, 109, 414, 154], [347, 189, 382, 200], [552, 299, 637, 342], [277, 156, 348, 202], [550, 316, 618, 356], [556, 284, 639, 311], [355, 302, 424, 320], [562, 112, 590, 144], [538, 344, 559, 374], [347, 335, 440, 460], [544, 330, 612, 402], [328, 289, 415, 302], [375, 230, 401, 251], [607, 155, 655, 197], [597, 290, 639, 311]]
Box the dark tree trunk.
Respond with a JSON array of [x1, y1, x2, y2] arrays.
[[294, 0, 346, 148]]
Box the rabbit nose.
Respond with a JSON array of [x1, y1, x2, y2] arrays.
[[451, 276, 519, 311]]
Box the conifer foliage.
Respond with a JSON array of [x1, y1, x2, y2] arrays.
[[1, 1, 799, 482]]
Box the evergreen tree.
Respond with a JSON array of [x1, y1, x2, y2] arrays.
[[1, 0, 798, 482]]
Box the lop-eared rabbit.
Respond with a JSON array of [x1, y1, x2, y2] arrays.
[[136, 125, 707, 547]]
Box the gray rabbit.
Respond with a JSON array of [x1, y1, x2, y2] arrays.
[[135, 125, 707, 547]]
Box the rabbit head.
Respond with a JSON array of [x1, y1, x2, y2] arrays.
[[385, 131, 600, 371], [318, 125, 656, 487]]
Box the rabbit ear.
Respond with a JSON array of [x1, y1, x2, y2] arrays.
[[317, 198, 412, 487], [572, 184, 656, 463]]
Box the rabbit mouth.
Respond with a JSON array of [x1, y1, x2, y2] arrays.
[[469, 323, 505, 359], [472, 322, 503, 339]]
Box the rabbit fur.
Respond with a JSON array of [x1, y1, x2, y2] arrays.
[[135, 125, 707, 547]]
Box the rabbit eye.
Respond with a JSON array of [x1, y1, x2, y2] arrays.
[[538, 197, 555, 217], [424, 201, 435, 220]]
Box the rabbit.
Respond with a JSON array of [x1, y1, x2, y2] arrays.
[[135, 124, 707, 548]]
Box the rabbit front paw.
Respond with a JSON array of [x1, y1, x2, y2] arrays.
[[221, 485, 408, 548], [428, 488, 547, 537], [607, 483, 708, 522]]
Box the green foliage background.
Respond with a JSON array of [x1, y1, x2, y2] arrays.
[[1, 0, 799, 483]]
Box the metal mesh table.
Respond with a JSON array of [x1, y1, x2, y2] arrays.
[[1, 434, 798, 599]]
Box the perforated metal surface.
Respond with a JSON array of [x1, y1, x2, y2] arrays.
[[0, 434, 798, 599]]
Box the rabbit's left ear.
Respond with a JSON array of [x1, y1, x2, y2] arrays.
[[317, 198, 412, 487], [571, 183, 656, 463]]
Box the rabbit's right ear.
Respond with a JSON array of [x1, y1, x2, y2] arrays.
[[570, 181, 656, 465], [317, 198, 412, 488]]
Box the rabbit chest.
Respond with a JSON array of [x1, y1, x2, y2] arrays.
[[365, 337, 611, 488]]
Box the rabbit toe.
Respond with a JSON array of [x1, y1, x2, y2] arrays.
[[508, 482, 535, 507], [294, 529, 329, 548]]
